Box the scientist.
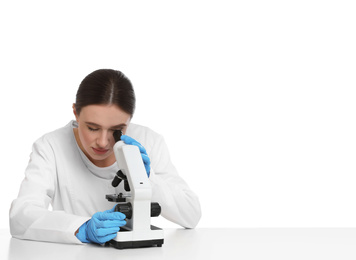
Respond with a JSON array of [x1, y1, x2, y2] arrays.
[[9, 69, 201, 244]]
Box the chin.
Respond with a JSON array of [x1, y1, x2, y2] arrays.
[[90, 151, 114, 164], [90, 153, 110, 161]]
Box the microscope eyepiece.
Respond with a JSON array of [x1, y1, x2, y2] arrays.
[[113, 130, 123, 143]]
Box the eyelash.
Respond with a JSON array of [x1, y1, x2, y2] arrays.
[[87, 127, 123, 132], [88, 127, 99, 132]]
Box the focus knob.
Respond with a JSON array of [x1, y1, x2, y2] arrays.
[[151, 202, 161, 217], [115, 203, 132, 219]]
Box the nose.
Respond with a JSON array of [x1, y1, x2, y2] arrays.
[[97, 130, 110, 148]]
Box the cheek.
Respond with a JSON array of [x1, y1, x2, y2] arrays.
[[79, 129, 95, 148]]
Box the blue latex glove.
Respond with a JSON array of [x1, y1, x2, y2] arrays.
[[76, 205, 126, 244], [121, 135, 151, 177]]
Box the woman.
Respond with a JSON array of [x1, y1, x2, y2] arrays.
[[9, 69, 201, 244]]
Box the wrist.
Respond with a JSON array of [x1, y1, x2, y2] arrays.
[[75, 221, 90, 243]]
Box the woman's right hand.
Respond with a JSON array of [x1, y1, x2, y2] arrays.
[[75, 205, 126, 244]]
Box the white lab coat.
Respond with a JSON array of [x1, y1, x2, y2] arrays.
[[9, 121, 201, 244]]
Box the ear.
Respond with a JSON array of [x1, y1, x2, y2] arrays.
[[72, 103, 79, 121]]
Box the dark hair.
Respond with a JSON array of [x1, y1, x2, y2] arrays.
[[74, 69, 136, 117]]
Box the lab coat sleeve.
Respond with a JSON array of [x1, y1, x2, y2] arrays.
[[9, 136, 90, 244], [149, 135, 202, 228]]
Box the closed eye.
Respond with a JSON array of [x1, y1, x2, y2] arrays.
[[88, 126, 99, 132]]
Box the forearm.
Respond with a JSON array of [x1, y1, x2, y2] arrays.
[[10, 198, 90, 244], [150, 170, 202, 228]]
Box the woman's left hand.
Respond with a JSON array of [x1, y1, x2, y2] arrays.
[[120, 135, 151, 177]]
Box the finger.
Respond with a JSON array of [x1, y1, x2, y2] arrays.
[[103, 205, 116, 214], [135, 143, 147, 154], [145, 166, 151, 177], [99, 233, 118, 243], [120, 135, 136, 145], [95, 219, 127, 229], [141, 153, 151, 165], [95, 226, 122, 237], [96, 211, 126, 221], [121, 135, 147, 154]]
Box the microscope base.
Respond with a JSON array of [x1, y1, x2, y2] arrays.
[[107, 238, 164, 249], [106, 225, 164, 249]]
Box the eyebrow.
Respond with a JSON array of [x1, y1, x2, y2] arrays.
[[85, 122, 127, 128]]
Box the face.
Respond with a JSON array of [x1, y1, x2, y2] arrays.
[[73, 104, 131, 167]]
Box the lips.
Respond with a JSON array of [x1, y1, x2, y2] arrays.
[[92, 147, 109, 155]]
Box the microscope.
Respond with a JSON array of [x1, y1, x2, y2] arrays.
[[105, 130, 164, 249]]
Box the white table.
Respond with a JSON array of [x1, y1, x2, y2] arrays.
[[1, 228, 355, 260]]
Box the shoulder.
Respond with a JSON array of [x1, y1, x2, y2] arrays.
[[32, 121, 76, 153], [126, 123, 165, 150], [126, 123, 162, 140]]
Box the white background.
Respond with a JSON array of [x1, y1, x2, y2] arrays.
[[0, 0, 355, 229]]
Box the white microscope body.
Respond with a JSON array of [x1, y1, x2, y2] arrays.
[[106, 138, 164, 249]]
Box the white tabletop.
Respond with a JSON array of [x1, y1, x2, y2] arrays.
[[1, 228, 356, 260]]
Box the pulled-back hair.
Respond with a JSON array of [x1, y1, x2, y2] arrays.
[[75, 69, 136, 117]]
